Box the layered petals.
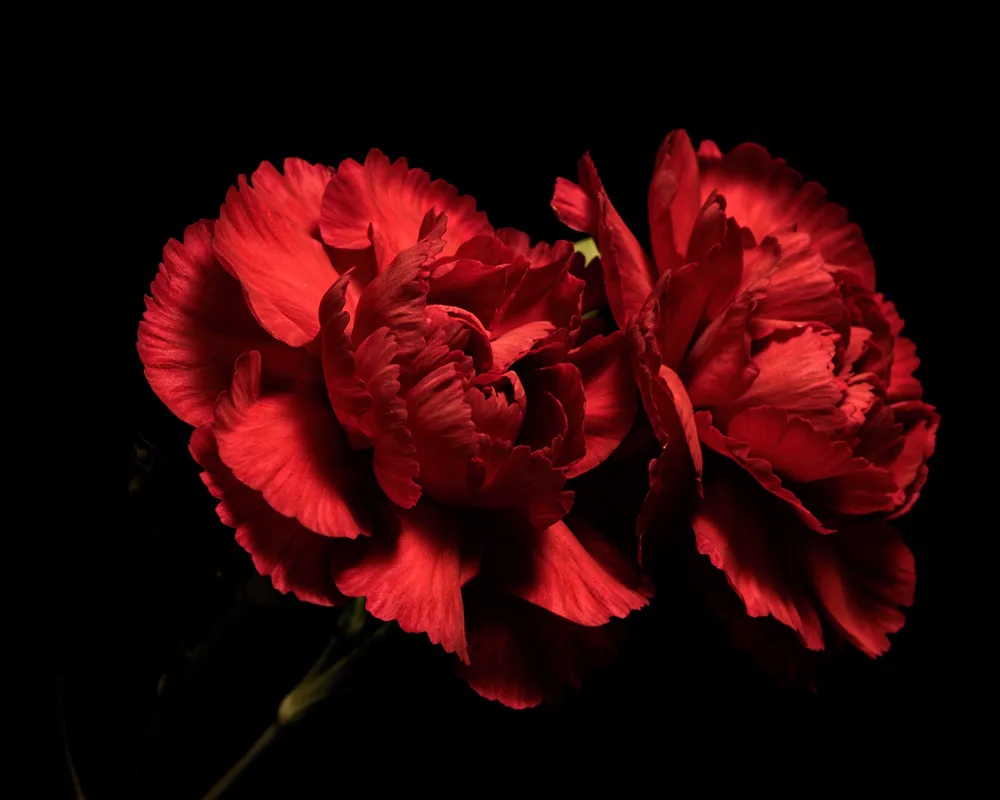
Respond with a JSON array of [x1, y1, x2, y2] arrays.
[[493, 520, 651, 626], [648, 129, 701, 273], [213, 352, 371, 538], [190, 425, 345, 606], [554, 155, 657, 328], [320, 149, 492, 269], [691, 473, 824, 651], [470, 436, 574, 530], [805, 522, 915, 657], [215, 175, 337, 346], [351, 236, 445, 362], [333, 501, 469, 662], [406, 362, 477, 504], [565, 332, 638, 477], [138, 220, 316, 426], [459, 588, 620, 709], [698, 141, 875, 289]]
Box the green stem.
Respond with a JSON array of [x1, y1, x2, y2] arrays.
[[199, 619, 392, 800], [201, 724, 279, 800]]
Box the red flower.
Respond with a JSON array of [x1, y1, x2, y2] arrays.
[[138, 150, 649, 708], [553, 131, 937, 663]]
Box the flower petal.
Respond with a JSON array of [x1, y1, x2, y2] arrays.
[[405, 362, 477, 504], [696, 411, 832, 534], [521, 363, 587, 469], [354, 327, 422, 508], [138, 220, 316, 427], [458, 586, 620, 709], [319, 273, 372, 447], [470, 435, 573, 529], [698, 141, 875, 290], [648, 129, 700, 273], [725, 405, 861, 483], [351, 235, 445, 366], [428, 235, 530, 329], [250, 158, 332, 238], [491, 240, 581, 337], [887, 336, 923, 403], [882, 400, 940, 517], [189, 425, 345, 606], [333, 501, 468, 662], [427, 304, 493, 373], [628, 303, 702, 455], [466, 371, 526, 444], [564, 331, 638, 478], [691, 472, 824, 650], [562, 154, 657, 329], [489, 320, 557, 371], [213, 352, 371, 538], [494, 520, 651, 626], [748, 247, 844, 339], [214, 176, 338, 346], [551, 176, 598, 236], [681, 285, 760, 409], [805, 521, 915, 657], [320, 149, 492, 269], [724, 327, 845, 429]]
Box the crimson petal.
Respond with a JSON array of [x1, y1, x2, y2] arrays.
[[213, 352, 371, 538]]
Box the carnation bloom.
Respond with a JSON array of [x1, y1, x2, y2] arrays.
[[138, 150, 650, 708], [553, 131, 937, 662]]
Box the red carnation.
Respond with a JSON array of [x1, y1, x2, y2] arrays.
[[553, 131, 937, 664], [138, 150, 649, 708]]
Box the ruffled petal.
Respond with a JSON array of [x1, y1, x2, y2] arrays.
[[492, 520, 651, 626], [405, 362, 477, 504], [562, 154, 657, 329], [648, 129, 700, 273], [725, 405, 862, 483], [564, 331, 638, 478], [887, 336, 923, 403], [698, 141, 875, 290], [724, 327, 845, 429], [333, 501, 468, 662], [138, 220, 316, 427], [883, 400, 940, 517], [466, 371, 526, 444], [723, 406, 901, 516], [696, 411, 832, 534], [551, 177, 598, 235], [517, 388, 569, 461], [682, 288, 760, 409], [470, 435, 573, 529], [351, 236, 445, 362], [319, 273, 372, 447], [214, 176, 338, 346], [491, 240, 580, 336], [521, 363, 587, 469], [353, 327, 422, 508], [805, 521, 915, 657], [249, 158, 332, 238], [320, 149, 492, 269], [489, 320, 557, 371], [749, 248, 844, 339], [428, 235, 530, 330], [213, 352, 371, 538], [427, 304, 493, 372], [691, 472, 825, 650], [189, 425, 345, 606], [628, 307, 703, 473], [458, 586, 620, 709]]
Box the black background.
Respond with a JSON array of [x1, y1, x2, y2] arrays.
[[51, 73, 973, 796]]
